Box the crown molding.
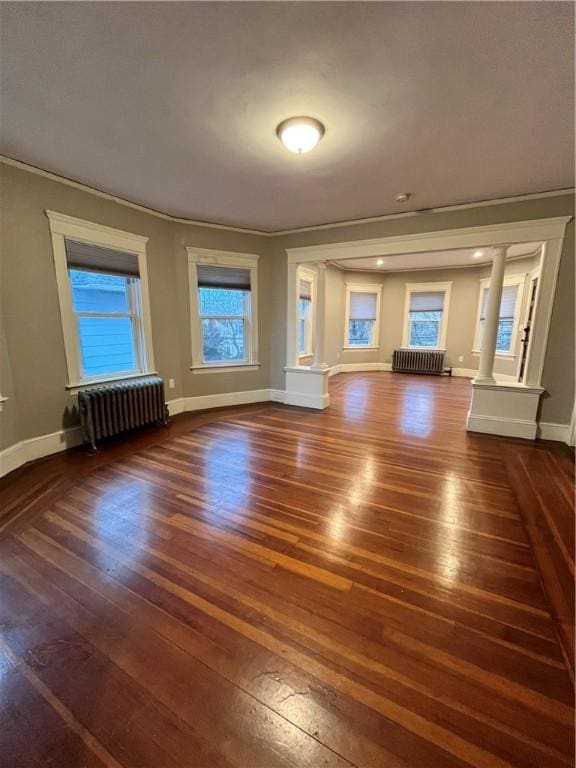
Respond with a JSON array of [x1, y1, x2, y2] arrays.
[[328, 246, 543, 274], [2, 154, 574, 238], [1, 155, 265, 236], [273, 190, 575, 236]]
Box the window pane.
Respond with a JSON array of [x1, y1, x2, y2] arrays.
[[199, 287, 245, 317], [298, 298, 311, 354], [298, 318, 306, 354], [202, 318, 245, 362], [496, 318, 514, 352], [70, 269, 129, 313], [409, 311, 442, 347], [77, 316, 136, 377], [349, 319, 373, 345]]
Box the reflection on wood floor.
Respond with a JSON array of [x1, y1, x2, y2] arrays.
[[1, 372, 574, 767]]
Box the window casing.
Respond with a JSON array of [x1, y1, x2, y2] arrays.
[[188, 249, 259, 373], [473, 275, 525, 356], [47, 211, 155, 389], [402, 282, 451, 349], [344, 284, 382, 348]]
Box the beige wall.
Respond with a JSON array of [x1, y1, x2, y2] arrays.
[[0, 161, 573, 456], [0, 163, 269, 448], [324, 254, 539, 375]]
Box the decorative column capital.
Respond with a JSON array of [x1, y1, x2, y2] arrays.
[[314, 261, 328, 271]]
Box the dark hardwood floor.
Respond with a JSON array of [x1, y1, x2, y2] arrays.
[[1, 372, 574, 768]]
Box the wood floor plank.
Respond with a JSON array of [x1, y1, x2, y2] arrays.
[[0, 372, 573, 767]]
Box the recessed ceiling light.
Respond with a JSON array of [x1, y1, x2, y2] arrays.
[[395, 192, 410, 203], [377, 259, 385, 266], [276, 117, 325, 154], [473, 250, 483, 258]]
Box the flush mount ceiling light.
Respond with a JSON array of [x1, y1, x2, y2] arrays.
[[473, 250, 484, 258], [395, 192, 410, 203], [377, 259, 385, 266], [277, 117, 325, 154]]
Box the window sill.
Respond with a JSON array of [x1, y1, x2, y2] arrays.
[[190, 363, 260, 375], [342, 345, 380, 350], [67, 371, 158, 394], [472, 351, 516, 359], [400, 347, 446, 352]]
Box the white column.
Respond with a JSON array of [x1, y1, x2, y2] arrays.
[[312, 262, 328, 369], [475, 246, 507, 385]]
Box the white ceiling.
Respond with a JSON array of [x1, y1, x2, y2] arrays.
[[1, 3, 573, 232], [333, 242, 541, 272]]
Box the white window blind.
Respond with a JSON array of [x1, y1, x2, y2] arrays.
[[480, 285, 518, 320], [349, 291, 377, 320], [409, 291, 445, 313], [299, 279, 312, 300]]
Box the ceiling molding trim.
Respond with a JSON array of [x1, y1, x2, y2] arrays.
[[272, 190, 575, 236], [2, 155, 574, 238], [286, 218, 571, 264], [328, 247, 543, 274], [0, 155, 265, 237]]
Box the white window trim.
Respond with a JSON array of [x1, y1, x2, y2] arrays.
[[472, 273, 526, 358], [401, 281, 452, 350], [297, 265, 316, 360], [343, 282, 382, 349], [187, 247, 260, 374], [46, 210, 156, 390]]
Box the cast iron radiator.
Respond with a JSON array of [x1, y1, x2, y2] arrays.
[[392, 349, 445, 375], [78, 377, 168, 450]]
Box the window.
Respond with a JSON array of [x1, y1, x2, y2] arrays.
[[198, 267, 250, 363], [188, 249, 259, 372], [474, 276, 524, 356], [69, 269, 140, 378], [298, 273, 313, 356], [402, 283, 451, 349], [344, 284, 382, 348], [48, 211, 155, 388]]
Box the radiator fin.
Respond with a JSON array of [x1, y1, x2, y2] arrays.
[[392, 349, 445, 375], [78, 377, 168, 450]]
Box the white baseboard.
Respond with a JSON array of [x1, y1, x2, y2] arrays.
[[283, 392, 330, 409], [466, 412, 537, 440], [330, 362, 392, 375], [2, 386, 570, 480], [179, 388, 272, 412], [270, 389, 286, 403], [537, 421, 573, 444], [167, 397, 186, 416], [0, 389, 281, 479], [452, 368, 477, 379], [0, 426, 82, 479]]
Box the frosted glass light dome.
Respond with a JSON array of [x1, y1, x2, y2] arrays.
[[277, 117, 325, 154]]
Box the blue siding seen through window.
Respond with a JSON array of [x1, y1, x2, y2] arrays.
[[70, 270, 138, 377]]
